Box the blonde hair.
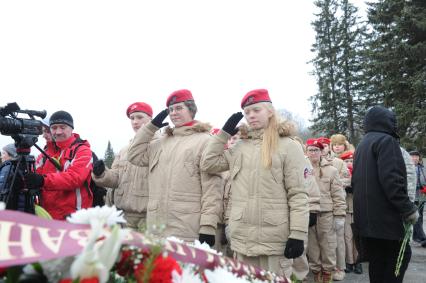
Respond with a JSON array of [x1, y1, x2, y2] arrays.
[[260, 103, 280, 168]]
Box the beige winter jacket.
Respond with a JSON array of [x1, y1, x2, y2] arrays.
[[127, 122, 221, 242], [92, 143, 149, 216], [313, 159, 346, 216], [305, 159, 321, 213], [200, 123, 309, 256]]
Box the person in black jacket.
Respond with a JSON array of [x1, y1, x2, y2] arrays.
[[352, 106, 418, 283]]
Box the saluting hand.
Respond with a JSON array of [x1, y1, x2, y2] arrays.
[[151, 109, 169, 128], [222, 112, 244, 136]]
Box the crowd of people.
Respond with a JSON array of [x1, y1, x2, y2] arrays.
[[0, 89, 424, 283]]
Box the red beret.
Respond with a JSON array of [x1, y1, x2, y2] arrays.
[[340, 151, 354, 160], [317, 137, 330, 145], [126, 102, 153, 118], [241, 89, 272, 109], [306, 138, 324, 150], [166, 89, 194, 107]]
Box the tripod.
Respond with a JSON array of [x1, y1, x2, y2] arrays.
[[0, 134, 41, 214]]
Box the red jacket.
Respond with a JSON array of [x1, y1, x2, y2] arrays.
[[37, 133, 93, 220]]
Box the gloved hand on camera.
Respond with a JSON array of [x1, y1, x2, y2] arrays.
[[93, 160, 106, 176], [25, 172, 44, 188], [284, 238, 304, 259], [151, 109, 169, 128], [199, 233, 215, 247], [222, 112, 244, 136]]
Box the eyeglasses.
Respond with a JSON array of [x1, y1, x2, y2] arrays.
[[307, 148, 321, 153], [168, 105, 186, 113]]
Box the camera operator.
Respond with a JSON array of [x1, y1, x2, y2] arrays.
[[25, 110, 93, 220]]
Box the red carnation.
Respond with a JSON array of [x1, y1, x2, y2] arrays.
[[135, 255, 182, 283]]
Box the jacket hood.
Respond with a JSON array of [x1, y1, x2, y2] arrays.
[[239, 120, 297, 139], [364, 106, 399, 138], [165, 121, 212, 136]]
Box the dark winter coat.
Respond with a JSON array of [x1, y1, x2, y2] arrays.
[[352, 106, 417, 241]]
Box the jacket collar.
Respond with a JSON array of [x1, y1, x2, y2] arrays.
[[55, 133, 78, 150]]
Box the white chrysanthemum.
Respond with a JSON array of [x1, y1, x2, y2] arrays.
[[190, 240, 220, 255], [70, 225, 128, 283], [67, 205, 126, 227], [0, 202, 5, 210], [174, 264, 203, 283]]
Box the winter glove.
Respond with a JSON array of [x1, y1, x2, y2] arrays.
[[151, 109, 169, 128], [404, 210, 419, 225], [93, 160, 106, 176], [345, 186, 353, 194], [309, 213, 317, 227], [284, 238, 304, 259], [222, 112, 244, 136], [334, 217, 345, 230], [25, 173, 44, 188], [199, 233, 215, 247], [220, 226, 228, 245]]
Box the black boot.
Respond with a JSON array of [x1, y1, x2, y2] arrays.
[[354, 263, 363, 274], [345, 263, 354, 273]]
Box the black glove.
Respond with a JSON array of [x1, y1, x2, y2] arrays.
[[309, 213, 317, 227], [93, 160, 106, 176], [151, 109, 169, 128], [284, 238, 304, 259], [220, 226, 228, 245], [199, 233, 215, 247], [25, 172, 44, 188], [345, 186, 353, 193], [222, 112, 244, 136]]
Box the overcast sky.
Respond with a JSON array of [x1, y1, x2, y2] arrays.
[[0, 0, 368, 157]]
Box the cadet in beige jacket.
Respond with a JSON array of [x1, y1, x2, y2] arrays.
[[92, 102, 153, 230], [200, 89, 309, 277], [306, 138, 346, 283], [127, 90, 221, 246], [320, 135, 351, 281]]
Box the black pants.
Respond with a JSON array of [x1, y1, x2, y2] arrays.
[[364, 237, 411, 283], [413, 204, 425, 240]]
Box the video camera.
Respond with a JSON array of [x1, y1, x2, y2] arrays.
[[0, 102, 46, 213], [0, 102, 46, 137]]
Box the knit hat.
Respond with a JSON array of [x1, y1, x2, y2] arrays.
[[340, 151, 354, 160], [50, 110, 74, 129], [2, 143, 17, 158], [330, 134, 347, 145], [306, 138, 324, 150], [241, 89, 271, 109], [166, 89, 194, 107], [126, 102, 153, 117]]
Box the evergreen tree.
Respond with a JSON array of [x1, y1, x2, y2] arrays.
[[309, 0, 366, 143], [338, 0, 367, 144], [310, 0, 342, 136], [364, 0, 426, 151], [103, 141, 115, 169]]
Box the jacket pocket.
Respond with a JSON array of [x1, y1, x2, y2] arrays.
[[149, 149, 161, 173], [270, 155, 284, 184], [230, 153, 242, 180], [261, 210, 289, 243], [229, 207, 245, 240]]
